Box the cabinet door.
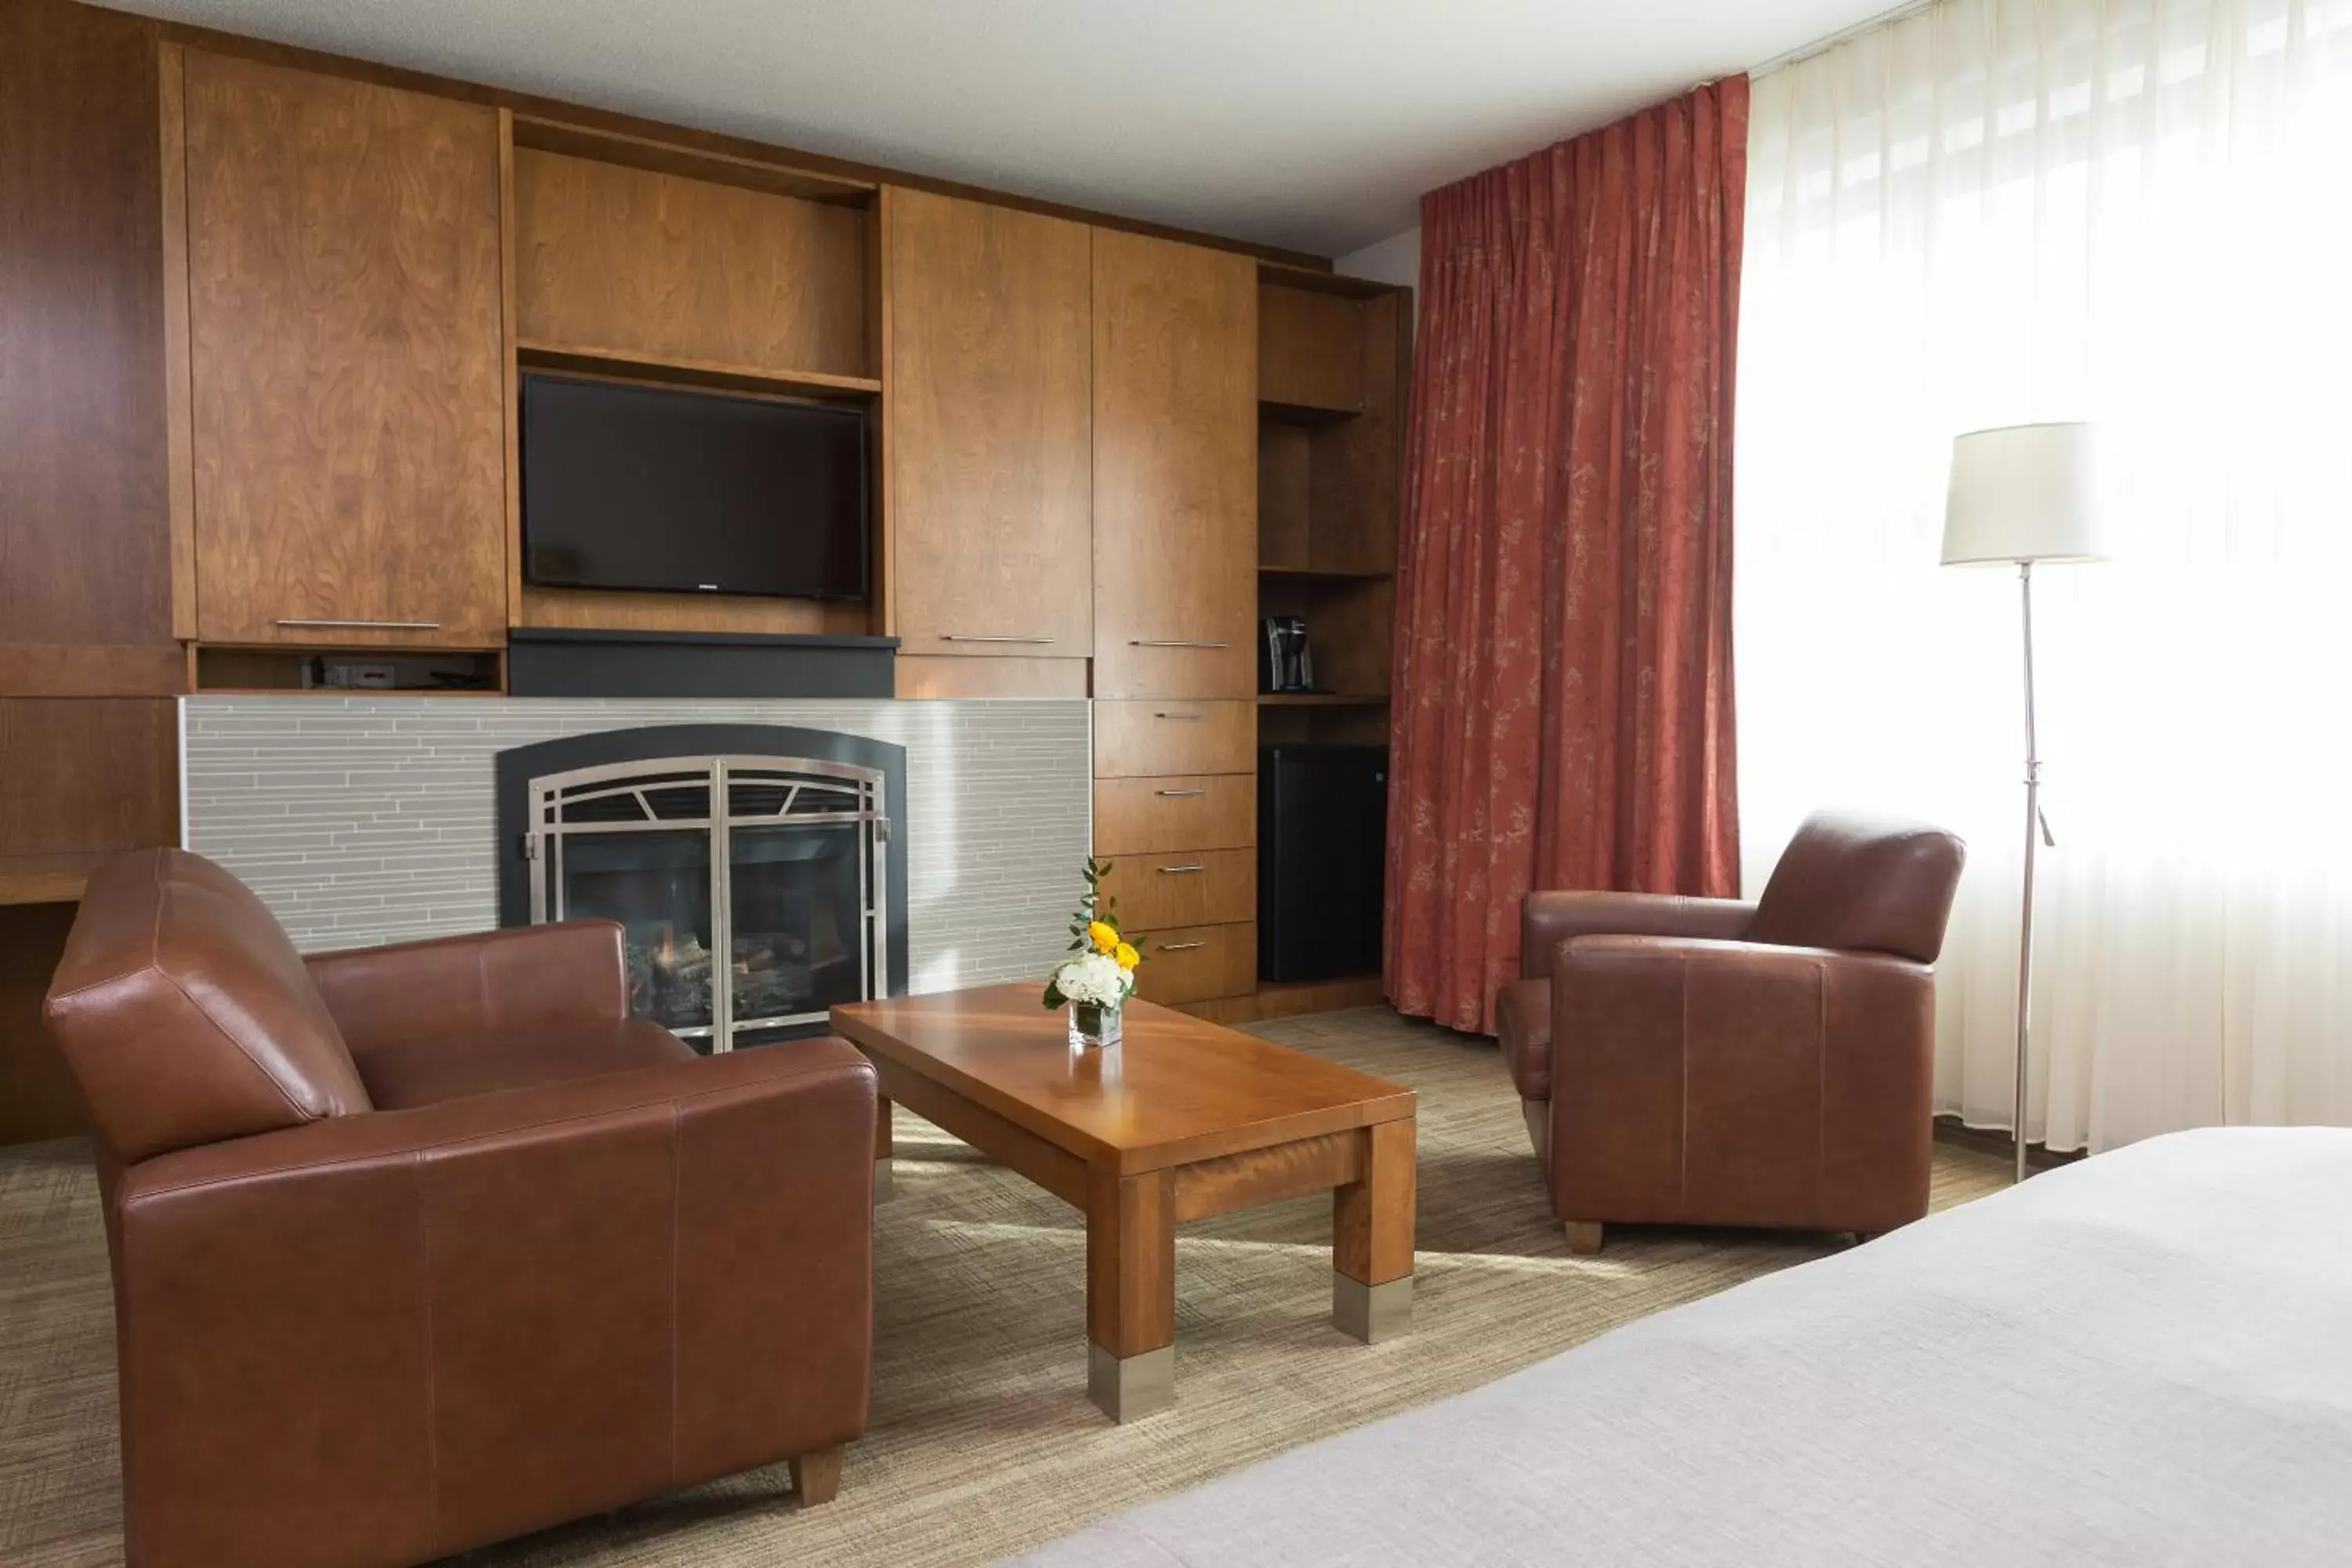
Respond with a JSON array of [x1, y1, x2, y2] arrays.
[[889, 189, 1092, 658], [1091, 230, 1257, 698], [182, 53, 506, 647]]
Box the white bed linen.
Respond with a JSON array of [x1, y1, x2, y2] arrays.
[[1013, 1128, 2352, 1566]]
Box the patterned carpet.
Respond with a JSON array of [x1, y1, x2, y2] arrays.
[[0, 1007, 2008, 1566]]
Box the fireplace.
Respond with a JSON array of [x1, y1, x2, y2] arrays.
[[495, 725, 908, 1050]]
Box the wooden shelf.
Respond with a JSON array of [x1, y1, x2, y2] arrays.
[[1259, 396, 1362, 426], [1258, 562, 1392, 580], [1258, 693, 1389, 706], [0, 852, 106, 906], [516, 339, 880, 401], [1254, 260, 1398, 301], [509, 114, 875, 206]]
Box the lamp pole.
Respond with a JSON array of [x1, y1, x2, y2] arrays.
[[2011, 560, 2048, 1185]]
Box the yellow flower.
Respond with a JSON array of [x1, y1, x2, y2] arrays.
[[1087, 920, 1120, 954], [1113, 942, 1140, 971]]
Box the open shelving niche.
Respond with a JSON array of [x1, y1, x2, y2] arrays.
[[1234, 265, 1412, 1008], [497, 110, 889, 644], [1254, 267, 1408, 752]]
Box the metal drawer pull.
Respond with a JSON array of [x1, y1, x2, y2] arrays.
[[274, 617, 441, 630], [1154, 788, 1207, 798], [1158, 863, 1207, 874], [941, 634, 1054, 644], [1153, 711, 1204, 720], [1131, 639, 1230, 649], [1159, 940, 1207, 952]]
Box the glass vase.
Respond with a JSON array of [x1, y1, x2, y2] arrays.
[[1068, 997, 1124, 1050]]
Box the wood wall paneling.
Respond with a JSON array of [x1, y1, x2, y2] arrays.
[[513, 148, 870, 379], [871, 185, 897, 637], [0, 904, 87, 1144], [1091, 230, 1258, 700], [1091, 700, 1255, 779], [0, 644, 186, 699], [1, 0, 174, 654], [181, 50, 508, 647], [1259, 285, 1364, 415], [888, 189, 1092, 659], [0, 701, 180, 860]]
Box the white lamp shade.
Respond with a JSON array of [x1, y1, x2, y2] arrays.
[[1940, 422, 2108, 565]]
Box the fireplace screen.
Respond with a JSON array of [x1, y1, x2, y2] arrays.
[[523, 755, 889, 1050]]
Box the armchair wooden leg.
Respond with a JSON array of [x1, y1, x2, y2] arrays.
[[790, 1445, 844, 1506], [1563, 1221, 1604, 1256]]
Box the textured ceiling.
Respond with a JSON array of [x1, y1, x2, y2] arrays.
[[106, 0, 1895, 256]]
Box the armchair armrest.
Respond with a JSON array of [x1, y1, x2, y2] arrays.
[[112, 1040, 877, 1564], [1549, 936, 1933, 1230], [1519, 891, 1756, 978], [305, 920, 630, 1056]]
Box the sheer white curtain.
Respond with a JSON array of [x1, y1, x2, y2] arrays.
[[1737, 0, 2352, 1152]]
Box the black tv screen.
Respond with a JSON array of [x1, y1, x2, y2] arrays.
[[521, 373, 868, 598]]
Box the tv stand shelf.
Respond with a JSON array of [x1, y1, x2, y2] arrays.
[[515, 339, 880, 401]]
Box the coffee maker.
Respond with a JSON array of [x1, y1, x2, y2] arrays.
[[1261, 617, 1316, 693]]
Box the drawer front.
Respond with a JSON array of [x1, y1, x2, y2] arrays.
[[1131, 922, 1257, 1005], [1093, 774, 1254, 855], [1101, 848, 1254, 931], [1093, 699, 1254, 778]]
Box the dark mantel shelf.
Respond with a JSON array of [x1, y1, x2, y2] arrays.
[[506, 627, 901, 700]]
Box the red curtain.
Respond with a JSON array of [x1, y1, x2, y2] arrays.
[[1385, 76, 1747, 1033]]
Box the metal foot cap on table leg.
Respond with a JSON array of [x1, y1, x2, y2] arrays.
[[1087, 1342, 1174, 1422], [1333, 1272, 1413, 1344]]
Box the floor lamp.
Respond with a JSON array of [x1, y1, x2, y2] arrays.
[[1940, 423, 2107, 1183]]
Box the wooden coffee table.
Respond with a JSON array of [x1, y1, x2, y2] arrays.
[[829, 983, 1417, 1421]]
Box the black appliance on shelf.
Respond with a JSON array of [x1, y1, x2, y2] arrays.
[[1258, 744, 1388, 984], [1260, 616, 1317, 693]]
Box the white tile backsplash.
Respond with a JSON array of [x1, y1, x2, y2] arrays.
[[181, 695, 1091, 995]]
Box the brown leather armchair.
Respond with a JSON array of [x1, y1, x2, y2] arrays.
[[1495, 811, 1965, 1253], [44, 848, 877, 1568]]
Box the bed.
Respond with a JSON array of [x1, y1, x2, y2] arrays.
[[1013, 1127, 2352, 1566]]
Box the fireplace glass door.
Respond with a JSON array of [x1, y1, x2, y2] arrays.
[[526, 755, 888, 1050]]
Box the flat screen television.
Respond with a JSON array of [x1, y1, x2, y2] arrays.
[[520, 372, 869, 599]]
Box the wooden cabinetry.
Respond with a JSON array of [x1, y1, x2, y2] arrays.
[[175, 49, 508, 648], [887, 189, 1092, 663], [1091, 230, 1258, 700], [1088, 228, 1259, 1007]]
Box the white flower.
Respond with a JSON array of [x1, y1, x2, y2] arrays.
[[1054, 951, 1131, 1007]]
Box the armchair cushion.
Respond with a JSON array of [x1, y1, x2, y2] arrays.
[[45, 848, 368, 1163], [1519, 891, 1756, 978], [305, 920, 631, 1058], [356, 1016, 695, 1110]]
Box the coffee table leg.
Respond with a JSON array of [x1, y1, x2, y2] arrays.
[[873, 1093, 894, 1201], [1333, 1118, 1416, 1343], [1085, 1167, 1175, 1421]]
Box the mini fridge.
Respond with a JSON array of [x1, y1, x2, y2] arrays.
[[1258, 744, 1388, 984]]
